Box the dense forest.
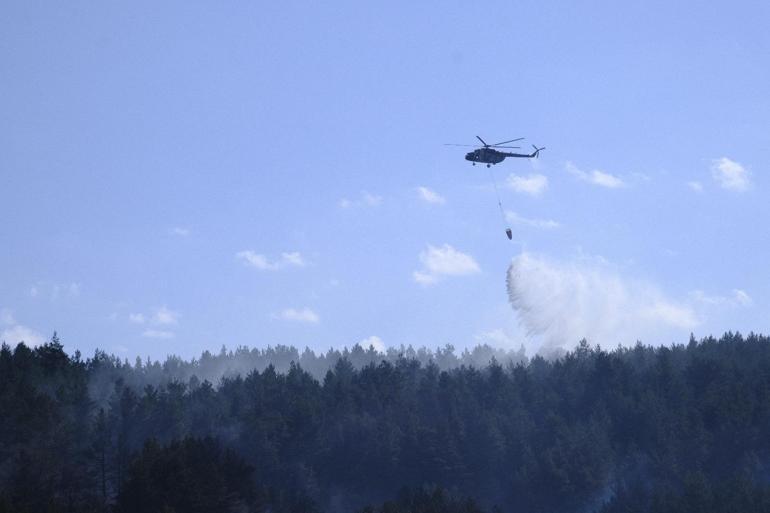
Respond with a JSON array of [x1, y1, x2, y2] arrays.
[[2, 332, 770, 512]]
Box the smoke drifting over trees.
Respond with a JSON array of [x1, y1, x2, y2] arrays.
[[2, 332, 770, 512], [85, 342, 527, 408]]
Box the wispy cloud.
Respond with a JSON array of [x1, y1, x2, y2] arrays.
[[50, 282, 81, 301], [171, 227, 191, 236], [129, 306, 179, 338], [277, 308, 320, 323], [690, 289, 753, 307], [413, 244, 480, 285], [153, 306, 179, 326], [711, 157, 750, 191], [30, 282, 80, 301], [416, 186, 446, 205], [506, 173, 548, 196], [236, 251, 306, 271], [142, 329, 175, 339], [505, 211, 560, 229], [687, 181, 704, 192], [128, 313, 146, 324], [566, 161, 625, 188], [734, 289, 753, 306], [339, 191, 382, 208], [129, 307, 178, 325]]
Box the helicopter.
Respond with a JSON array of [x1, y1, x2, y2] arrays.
[[446, 136, 545, 167], [445, 136, 546, 241]]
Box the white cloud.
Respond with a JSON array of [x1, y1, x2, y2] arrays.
[[1, 325, 45, 346], [236, 251, 271, 269], [142, 329, 175, 339], [416, 186, 446, 205], [413, 271, 439, 285], [687, 181, 704, 192], [128, 307, 180, 334], [506, 211, 560, 229], [507, 252, 697, 352], [690, 289, 753, 308], [413, 244, 480, 285], [153, 306, 179, 326], [506, 173, 548, 196], [592, 171, 625, 188], [29, 286, 38, 298], [171, 227, 191, 236], [281, 252, 305, 267], [236, 251, 306, 271], [278, 308, 320, 323], [362, 192, 382, 207], [128, 313, 146, 324], [711, 157, 750, 191], [360, 335, 386, 352], [733, 289, 753, 307], [339, 191, 383, 208], [0, 310, 45, 346], [566, 161, 625, 188]]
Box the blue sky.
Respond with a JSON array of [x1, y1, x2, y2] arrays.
[[2, 0, 768, 359]]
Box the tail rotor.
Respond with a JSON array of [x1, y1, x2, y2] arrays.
[[531, 144, 545, 158]]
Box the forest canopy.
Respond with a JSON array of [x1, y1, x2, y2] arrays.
[[2, 332, 770, 512]]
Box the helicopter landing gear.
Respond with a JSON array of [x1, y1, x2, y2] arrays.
[[486, 164, 491, 168], [472, 162, 476, 166]]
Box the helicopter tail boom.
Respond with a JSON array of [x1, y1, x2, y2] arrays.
[[502, 145, 545, 159]]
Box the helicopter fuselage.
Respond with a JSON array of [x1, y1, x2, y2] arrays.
[[451, 136, 543, 166], [465, 146, 542, 166], [465, 148, 508, 165]]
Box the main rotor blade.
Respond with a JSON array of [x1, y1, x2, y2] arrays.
[[493, 137, 524, 146], [476, 135, 489, 146], [444, 144, 479, 147], [491, 146, 520, 149]]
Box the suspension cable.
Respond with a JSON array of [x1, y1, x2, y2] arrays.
[[487, 166, 508, 229]]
